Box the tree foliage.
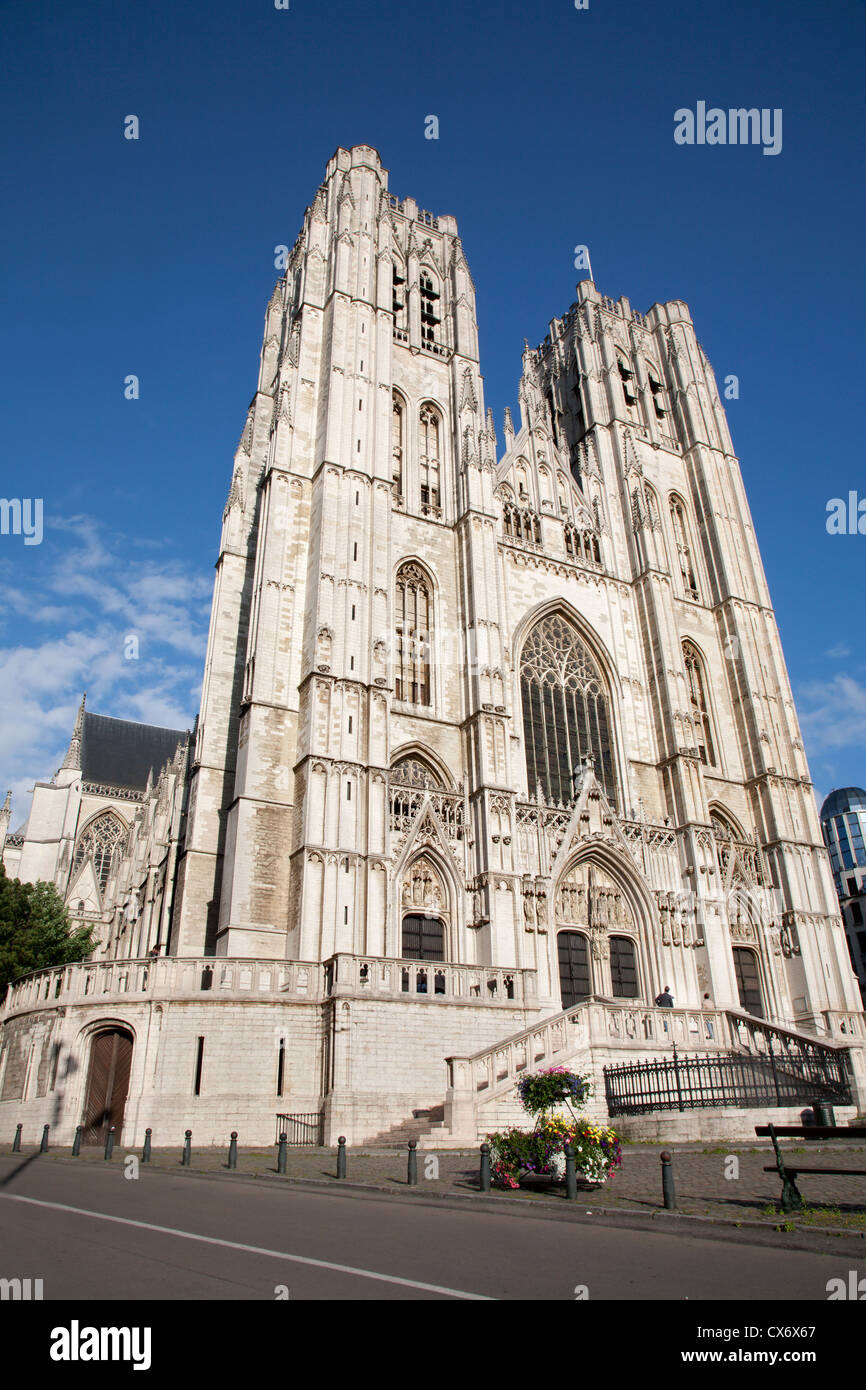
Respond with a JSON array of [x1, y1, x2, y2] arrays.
[[0, 863, 96, 997]]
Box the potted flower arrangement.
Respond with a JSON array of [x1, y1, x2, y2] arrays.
[[486, 1066, 622, 1191]]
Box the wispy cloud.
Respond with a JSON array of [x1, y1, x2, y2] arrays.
[[0, 514, 209, 826]]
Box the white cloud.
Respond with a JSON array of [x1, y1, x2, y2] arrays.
[[0, 515, 209, 825]]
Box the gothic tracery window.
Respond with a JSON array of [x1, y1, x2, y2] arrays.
[[520, 613, 617, 807], [395, 563, 432, 706], [72, 811, 126, 893], [419, 403, 441, 511], [670, 495, 700, 600], [683, 641, 716, 767]]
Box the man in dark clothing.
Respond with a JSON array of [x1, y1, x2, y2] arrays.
[[655, 985, 674, 1008]]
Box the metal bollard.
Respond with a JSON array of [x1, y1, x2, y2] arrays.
[[40, 1124, 50, 1154], [72, 1125, 82, 1158], [336, 1135, 347, 1179], [480, 1142, 491, 1192], [277, 1133, 288, 1175], [407, 1140, 418, 1186], [12, 1123, 22, 1153], [104, 1126, 115, 1161], [660, 1149, 676, 1209], [182, 1130, 192, 1166], [142, 1128, 152, 1163], [564, 1142, 577, 1201], [228, 1132, 238, 1170]]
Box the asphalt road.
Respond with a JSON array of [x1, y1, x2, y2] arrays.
[[0, 1154, 856, 1301]]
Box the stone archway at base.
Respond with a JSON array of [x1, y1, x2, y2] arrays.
[[81, 1027, 134, 1145]]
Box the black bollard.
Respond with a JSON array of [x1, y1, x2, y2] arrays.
[[660, 1149, 676, 1209], [564, 1142, 577, 1200], [228, 1132, 238, 1170], [142, 1128, 152, 1163], [480, 1142, 491, 1192], [182, 1130, 192, 1167], [72, 1125, 82, 1158], [40, 1124, 50, 1154], [277, 1132, 288, 1175], [336, 1135, 347, 1179], [12, 1123, 22, 1153], [104, 1126, 115, 1161], [407, 1140, 418, 1186]]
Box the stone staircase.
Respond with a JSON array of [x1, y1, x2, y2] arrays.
[[381, 998, 866, 1147]]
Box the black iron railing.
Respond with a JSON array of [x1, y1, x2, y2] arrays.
[[603, 1044, 853, 1117], [274, 1112, 324, 1146]]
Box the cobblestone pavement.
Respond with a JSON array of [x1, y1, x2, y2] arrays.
[[7, 1139, 866, 1236]]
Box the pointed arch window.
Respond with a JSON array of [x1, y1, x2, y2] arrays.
[[395, 563, 432, 706], [520, 613, 617, 807], [392, 260, 407, 329], [392, 393, 404, 494], [419, 404, 441, 511], [670, 496, 700, 600], [683, 641, 716, 767], [72, 811, 126, 893], [420, 270, 440, 344]]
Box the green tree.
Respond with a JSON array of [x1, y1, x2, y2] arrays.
[[0, 863, 96, 997]]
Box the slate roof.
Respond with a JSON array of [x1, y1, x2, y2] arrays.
[[80, 713, 188, 792]]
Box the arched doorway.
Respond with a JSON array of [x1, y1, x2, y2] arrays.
[[401, 914, 445, 961], [558, 930, 591, 1008], [732, 947, 764, 1018], [555, 859, 644, 1008], [609, 935, 639, 998], [81, 1027, 134, 1145]]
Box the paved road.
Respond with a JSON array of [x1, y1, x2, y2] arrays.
[[0, 1154, 856, 1301]]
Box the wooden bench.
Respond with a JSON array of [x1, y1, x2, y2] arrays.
[[755, 1123, 866, 1213]]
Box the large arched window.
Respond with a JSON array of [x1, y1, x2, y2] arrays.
[[521, 613, 617, 806], [72, 811, 126, 892], [683, 641, 716, 767], [419, 403, 441, 512], [395, 563, 432, 706], [670, 495, 700, 600]]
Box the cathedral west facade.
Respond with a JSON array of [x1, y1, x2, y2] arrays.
[[2, 145, 864, 1147]]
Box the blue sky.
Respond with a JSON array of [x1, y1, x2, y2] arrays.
[[1, 0, 864, 825]]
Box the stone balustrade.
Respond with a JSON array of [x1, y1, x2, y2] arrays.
[[1, 955, 325, 1018], [325, 952, 537, 1006], [446, 999, 737, 1101]]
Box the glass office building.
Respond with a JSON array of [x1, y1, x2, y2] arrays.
[[821, 787, 866, 1003]]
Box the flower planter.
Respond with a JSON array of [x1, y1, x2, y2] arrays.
[[486, 1067, 623, 1193]]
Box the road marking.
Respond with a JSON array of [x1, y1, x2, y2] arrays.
[[0, 1192, 493, 1300]]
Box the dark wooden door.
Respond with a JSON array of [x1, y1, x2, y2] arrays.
[[82, 1029, 133, 1144], [733, 948, 764, 1018], [558, 930, 591, 1008], [401, 914, 445, 961]]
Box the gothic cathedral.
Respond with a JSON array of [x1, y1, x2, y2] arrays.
[[2, 146, 863, 1146]]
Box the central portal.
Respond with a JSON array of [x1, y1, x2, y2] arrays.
[[555, 861, 641, 1007]]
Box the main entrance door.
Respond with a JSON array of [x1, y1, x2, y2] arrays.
[[732, 947, 764, 1018], [558, 930, 591, 1009], [81, 1028, 134, 1145]]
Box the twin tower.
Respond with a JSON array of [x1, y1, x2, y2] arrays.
[[166, 143, 856, 1036]]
